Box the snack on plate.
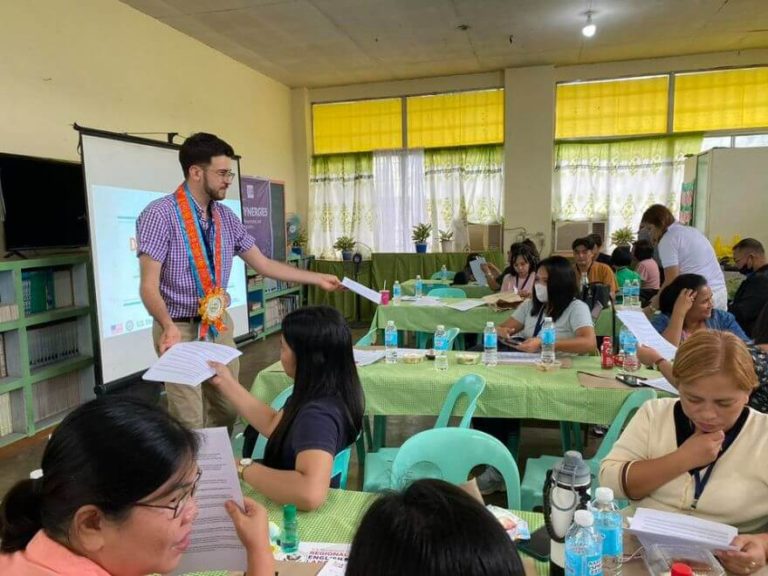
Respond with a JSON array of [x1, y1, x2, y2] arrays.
[[402, 352, 425, 364], [486, 505, 531, 541], [644, 544, 724, 576], [535, 360, 562, 372], [456, 352, 480, 365]]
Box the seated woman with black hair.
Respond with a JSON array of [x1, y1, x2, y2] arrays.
[[495, 255, 597, 354], [346, 479, 525, 576], [452, 252, 482, 285], [482, 243, 538, 297], [0, 397, 273, 576], [649, 273, 748, 346], [210, 305, 364, 511]]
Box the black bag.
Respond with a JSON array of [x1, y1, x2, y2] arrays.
[[580, 282, 611, 320]]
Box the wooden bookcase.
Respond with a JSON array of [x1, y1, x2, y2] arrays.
[[0, 253, 95, 448]]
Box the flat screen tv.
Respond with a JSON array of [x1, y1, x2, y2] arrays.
[[0, 153, 89, 251]]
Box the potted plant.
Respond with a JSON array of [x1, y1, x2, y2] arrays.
[[411, 223, 432, 254], [610, 227, 635, 247], [291, 227, 308, 256], [438, 229, 454, 253], [333, 235, 356, 261]]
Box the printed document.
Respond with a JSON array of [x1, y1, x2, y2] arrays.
[[342, 276, 381, 305], [173, 427, 248, 574], [444, 299, 486, 311], [616, 310, 678, 361], [143, 341, 242, 386], [627, 508, 738, 551], [353, 348, 386, 366], [469, 256, 488, 286]]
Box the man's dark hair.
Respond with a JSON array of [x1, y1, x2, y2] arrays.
[[632, 239, 655, 261], [733, 238, 765, 255], [572, 236, 596, 251], [179, 132, 235, 177], [588, 233, 603, 248], [611, 246, 632, 268]]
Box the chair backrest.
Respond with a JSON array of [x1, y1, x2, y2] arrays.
[[355, 328, 378, 347], [428, 287, 467, 298], [430, 271, 457, 280], [590, 388, 657, 476], [435, 373, 486, 428], [248, 385, 354, 489], [391, 427, 521, 509], [444, 326, 461, 351], [251, 386, 295, 459]]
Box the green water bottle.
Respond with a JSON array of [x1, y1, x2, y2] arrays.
[[281, 504, 299, 554]]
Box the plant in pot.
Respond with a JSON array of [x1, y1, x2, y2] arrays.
[[411, 223, 432, 254], [333, 235, 356, 261], [291, 227, 308, 256], [610, 227, 635, 248], [438, 229, 454, 253]]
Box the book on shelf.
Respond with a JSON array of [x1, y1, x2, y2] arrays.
[[0, 391, 12, 436], [33, 372, 81, 423], [27, 320, 80, 369], [0, 304, 19, 322], [0, 333, 7, 378], [22, 268, 75, 315]]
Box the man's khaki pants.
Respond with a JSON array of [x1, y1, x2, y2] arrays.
[[152, 312, 242, 431]]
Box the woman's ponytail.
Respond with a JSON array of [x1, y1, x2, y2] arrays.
[[0, 478, 43, 552]]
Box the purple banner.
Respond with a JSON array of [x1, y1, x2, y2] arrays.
[[240, 176, 273, 259]]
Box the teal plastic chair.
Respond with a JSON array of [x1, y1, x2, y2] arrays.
[[519, 388, 657, 511], [362, 374, 486, 493], [233, 385, 354, 489], [430, 270, 456, 281], [427, 287, 467, 298], [355, 328, 378, 347], [416, 325, 462, 350], [390, 427, 521, 510]]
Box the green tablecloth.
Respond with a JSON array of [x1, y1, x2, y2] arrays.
[[253, 355, 657, 426], [401, 279, 494, 298], [193, 487, 547, 576], [371, 298, 513, 334]]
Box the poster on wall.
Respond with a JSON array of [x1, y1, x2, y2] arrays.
[[679, 156, 697, 226], [240, 176, 273, 258]]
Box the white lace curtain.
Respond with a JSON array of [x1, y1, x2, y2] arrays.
[[553, 135, 702, 247], [308, 145, 504, 256]]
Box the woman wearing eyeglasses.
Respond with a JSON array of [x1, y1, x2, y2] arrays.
[[0, 396, 274, 576]]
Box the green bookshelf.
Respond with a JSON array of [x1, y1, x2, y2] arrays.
[[0, 253, 96, 448]]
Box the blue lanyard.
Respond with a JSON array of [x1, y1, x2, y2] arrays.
[[185, 184, 216, 274]]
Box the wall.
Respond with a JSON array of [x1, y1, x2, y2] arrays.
[[0, 0, 296, 253], [298, 48, 768, 254]]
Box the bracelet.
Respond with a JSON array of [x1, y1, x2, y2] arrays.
[[620, 461, 641, 501], [653, 357, 667, 368]]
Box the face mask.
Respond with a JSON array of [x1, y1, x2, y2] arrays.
[[535, 283, 548, 303], [740, 264, 752, 276]]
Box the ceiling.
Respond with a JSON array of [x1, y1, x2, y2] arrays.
[[122, 0, 768, 88]]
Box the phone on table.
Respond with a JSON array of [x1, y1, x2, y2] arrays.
[[615, 374, 646, 388], [502, 335, 526, 347], [517, 525, 550, 561]]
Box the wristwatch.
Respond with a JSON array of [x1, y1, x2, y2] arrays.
[[653, 357, 667, 369], [237, 458, 253, 482]]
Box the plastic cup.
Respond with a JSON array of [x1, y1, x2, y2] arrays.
[[380, 290, 390, 305]]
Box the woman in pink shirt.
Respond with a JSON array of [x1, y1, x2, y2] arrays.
[[0, 397, 273, 576], [633, 239, 660, 289]]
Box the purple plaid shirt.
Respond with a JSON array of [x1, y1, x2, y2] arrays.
[[136, 190, 255, 318]]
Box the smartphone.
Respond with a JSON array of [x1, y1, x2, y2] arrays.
[[615, 374, 644, 387], [517, 526, 550, 561]]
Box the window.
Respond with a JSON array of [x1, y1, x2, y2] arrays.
[[312, 98, 402, 155]]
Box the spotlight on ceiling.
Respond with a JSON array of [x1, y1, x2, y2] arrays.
[[582, 11, 596, 38]]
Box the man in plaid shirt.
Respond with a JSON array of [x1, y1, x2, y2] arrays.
[[136, 132, 341, 429]]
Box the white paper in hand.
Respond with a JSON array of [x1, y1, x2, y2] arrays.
[[627, 508, 738, 551], [616, 310, 678, 361], [142, 341, 242, 386], [469, 256, 488, 286], [342, 276, 382, 305]]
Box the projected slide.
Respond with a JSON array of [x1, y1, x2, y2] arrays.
[[91, 185, 247, 341]]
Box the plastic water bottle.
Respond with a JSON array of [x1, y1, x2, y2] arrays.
[[440, 264, 448, 280], [540, 317, 556, 365], [281, 504, 299, 554], [415, 275, 424, 299], [385, 320, 398, 364], [434, 324, 448, 371], [581, 272, 589, 291], [565, 509, 603, 576], [483, 322, 498, 367], [592, 487, 623, 576], [392, 280, 402, 305], [630, 278, 640, 308], [621, 280, 631, 307], [623, 331, 639, 372]]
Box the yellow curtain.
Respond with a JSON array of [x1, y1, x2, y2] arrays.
[[407, 89, 504, 148], [674, 68, 768, 132], [312, 99, 402, 154], [556, 76, 669, 139]]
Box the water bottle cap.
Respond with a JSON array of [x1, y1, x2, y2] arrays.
[[552, 450, 591, 486], [29, 468, 43, 480], [595, 486, 614, 503], [416, 275, 421, 280], [671, 563, 694, 576], [486, 321, 494, 327], [436, 324, 445, 331], [574, 509, 593, 527], [387, 320, 395, 327], [544, 316, 553, 322]]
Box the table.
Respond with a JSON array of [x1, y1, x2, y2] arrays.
[[253, 355, 656, 427], [370, 298, 514, 335], [194, 487, 548, 576], [401, 278, 494, 298]]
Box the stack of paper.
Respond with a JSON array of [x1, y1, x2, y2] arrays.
[[353, 349, 386, 366], [143, 341, 242, 386], [627, 508, 738, 551]]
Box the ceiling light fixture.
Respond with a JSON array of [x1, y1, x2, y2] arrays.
[[582, 11, 596, 38]]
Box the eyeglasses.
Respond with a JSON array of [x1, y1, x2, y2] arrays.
[[207, 169, 236, 181], [134, 469, 202, 519]]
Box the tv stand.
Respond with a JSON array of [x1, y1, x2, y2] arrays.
[[4, 250, 28, 259]]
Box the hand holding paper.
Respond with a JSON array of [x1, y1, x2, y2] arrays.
[[143, 341, 242, 386]]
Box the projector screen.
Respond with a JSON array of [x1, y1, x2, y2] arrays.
[[80, 131, 248, 385]]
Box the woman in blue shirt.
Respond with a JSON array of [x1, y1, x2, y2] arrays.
[[650, 273, 748, 346]]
